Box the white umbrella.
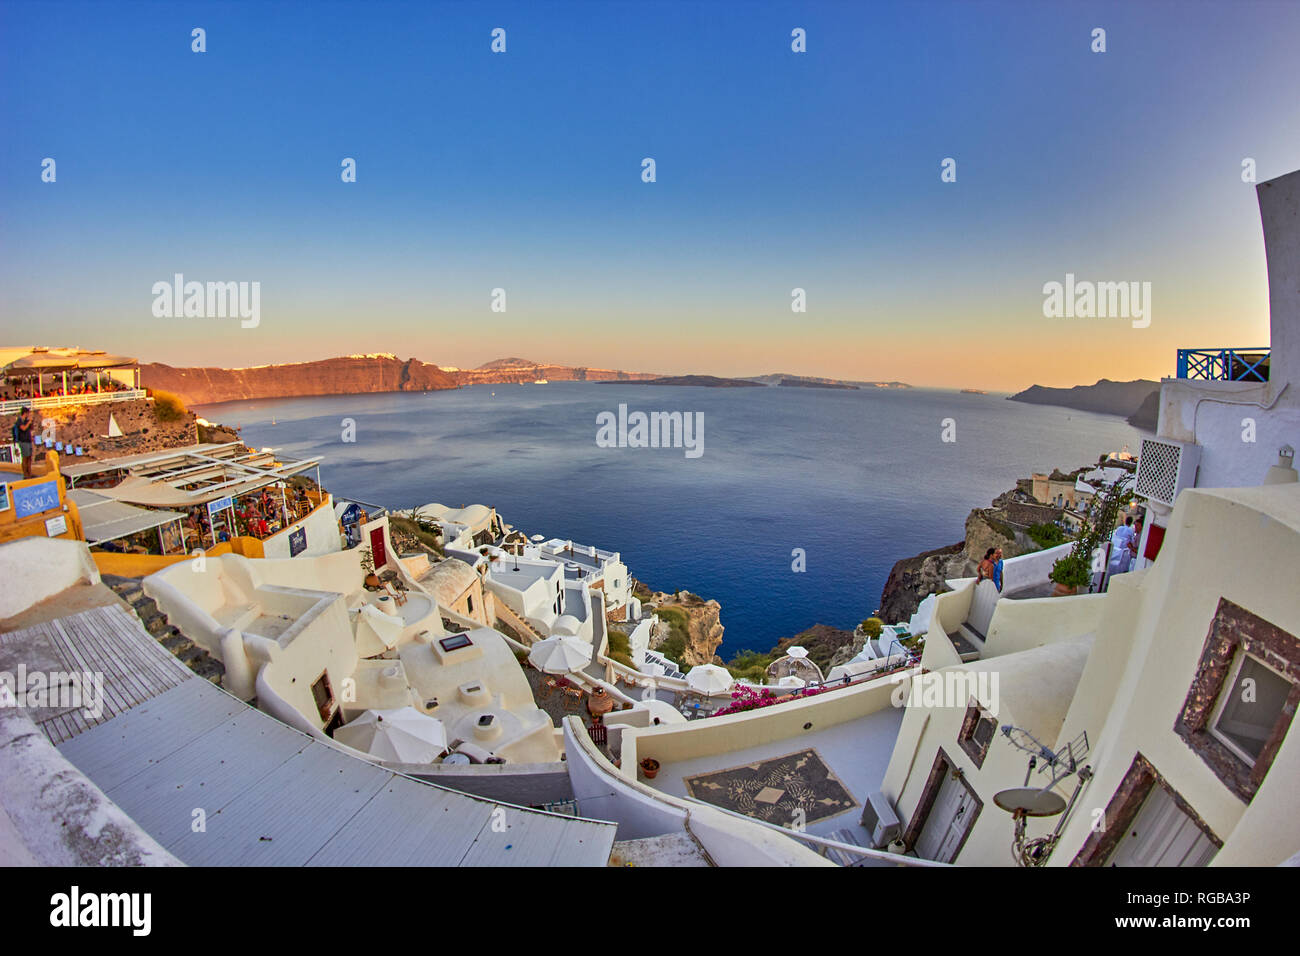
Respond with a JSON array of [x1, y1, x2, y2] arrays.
[[776, 675, 807, 688], [335, 707, 447, 763], [528, 635, 592, 674], [786, 646, 810, 659], [685, 663, 734, 695], [530, 534, 545, 542]]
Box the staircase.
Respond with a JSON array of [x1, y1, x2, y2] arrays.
[[100, 574, 225, 685]]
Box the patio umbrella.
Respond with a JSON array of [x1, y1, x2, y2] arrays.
[[776, 675, 807, 688], [334, 707, 447, 763], [685, 663, 734, 695], [786, 645, 810, 659], [528, 635, 592, 674]]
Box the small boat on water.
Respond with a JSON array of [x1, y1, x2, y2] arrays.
[[534, 378, 549, 384], [960, 388, 986, 395]]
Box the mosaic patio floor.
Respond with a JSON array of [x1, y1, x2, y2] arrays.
[[683, 748, 859, 826]]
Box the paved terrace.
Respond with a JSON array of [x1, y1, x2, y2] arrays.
[[1, 591, 616, 866], [643, 706, 905, 848]]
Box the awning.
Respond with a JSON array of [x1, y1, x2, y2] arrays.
[[69, 489, 186, 544], [3, 351, 138, 372]]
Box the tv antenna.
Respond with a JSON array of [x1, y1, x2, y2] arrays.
[[992, 726, 1092, 867]]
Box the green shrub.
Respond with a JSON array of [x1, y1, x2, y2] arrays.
[[606, 629, 634, 668], [1028, 522, 1067, 549], [152, 390, 188, 422], [724, 648, 774, 682], [860, 617, 884, 639]]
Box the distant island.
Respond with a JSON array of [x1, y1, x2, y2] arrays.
[[602, 375, 763, 388], [778, 378, 857, 390], [745, 373, 911, 389], [1008, 378, 1159, 431]]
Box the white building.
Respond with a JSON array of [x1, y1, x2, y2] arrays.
[[1134, 168, 1300, 567]]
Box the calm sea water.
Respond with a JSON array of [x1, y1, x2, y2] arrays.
[[198, 384, 1143, 655]]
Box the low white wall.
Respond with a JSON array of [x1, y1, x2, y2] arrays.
[[262, 498, 343, 559], [1002, 542, 1072, 592], [0, 537, 100, 621]]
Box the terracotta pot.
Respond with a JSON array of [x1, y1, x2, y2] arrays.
[[640, 758, 660, 780], [365, 573, 381, 588], [1052, 582, 1078, 597]]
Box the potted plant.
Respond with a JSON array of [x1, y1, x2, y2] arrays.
[[639, 757, 660, 779], [1049, 473, 1135, 596], [359, 546, 381, 589], [1048, 552, 1091, 596]]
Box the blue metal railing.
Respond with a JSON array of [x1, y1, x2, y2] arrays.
[[1176, 348, 1270, 382]]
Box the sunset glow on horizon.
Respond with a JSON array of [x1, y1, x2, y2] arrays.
[[2, 1, 1296, 391]]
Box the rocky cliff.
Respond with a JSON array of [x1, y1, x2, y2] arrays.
[[141, 356, 459, 407], [641, 589, 725, 666], [1008, 378, 1159, 421], [877, 488, 1055, 624], [141, 355, 659, 406]]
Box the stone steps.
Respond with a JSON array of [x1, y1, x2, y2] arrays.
[[101, 573, 225, 685]]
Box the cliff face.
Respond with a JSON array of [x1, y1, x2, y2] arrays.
[[877, 541, 967, 624], [1008, 378, 1159, 420], [141, 356, 659, 406], [141, 356, 458, 407], [644, 589, 725, 665]]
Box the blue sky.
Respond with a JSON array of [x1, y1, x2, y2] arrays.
[[3, 0, 1299, 389]]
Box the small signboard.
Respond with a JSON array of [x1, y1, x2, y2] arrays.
[[13, 479, 60, 519], [45, 515, 68, 537], [0, 444, 16, 464], [207, 496, 234, 517], [289, 526, 307, 557], [0, 481, 8, 513]]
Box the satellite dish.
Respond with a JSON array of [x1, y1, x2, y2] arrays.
[[994, 787, 1067, 817]]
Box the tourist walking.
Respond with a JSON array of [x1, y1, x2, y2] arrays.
[[11, 407, 34, 479]]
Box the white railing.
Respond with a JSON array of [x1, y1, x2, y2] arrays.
[[1, 389, 147, 415]]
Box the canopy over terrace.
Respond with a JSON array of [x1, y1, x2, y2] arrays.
[[1, 346, 140, 395], [60, 441, 325, 508], [67, 488, 186, 546]]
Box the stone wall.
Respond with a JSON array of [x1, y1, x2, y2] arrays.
[[1, 399, 197, 460]]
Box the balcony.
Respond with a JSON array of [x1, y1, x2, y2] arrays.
[[1176, 348, 1270, 382]]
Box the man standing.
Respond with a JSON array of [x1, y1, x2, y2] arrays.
[[992, 547, 1005, 593], [11, 408, 34, 479], [1108, 516, 1136, 576]]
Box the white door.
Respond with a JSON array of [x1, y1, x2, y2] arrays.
[[1107, 785, 1218, 867], [915, 770, 978, 862]]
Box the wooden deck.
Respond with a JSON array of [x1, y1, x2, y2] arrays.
[[0, 603, 192, 745]]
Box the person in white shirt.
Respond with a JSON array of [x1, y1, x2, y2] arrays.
[[1108, 516, 1136, 576]]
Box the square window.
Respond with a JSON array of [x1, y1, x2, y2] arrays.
[[1174, 598, 1300, 804], [1210, 653, 1291, 764], [958, 700, 997, 769]]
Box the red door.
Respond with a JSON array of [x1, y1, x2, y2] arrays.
[[369, 525, 387, 570]]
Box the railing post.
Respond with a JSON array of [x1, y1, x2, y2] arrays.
[[1177, 349, 1188, 379]]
